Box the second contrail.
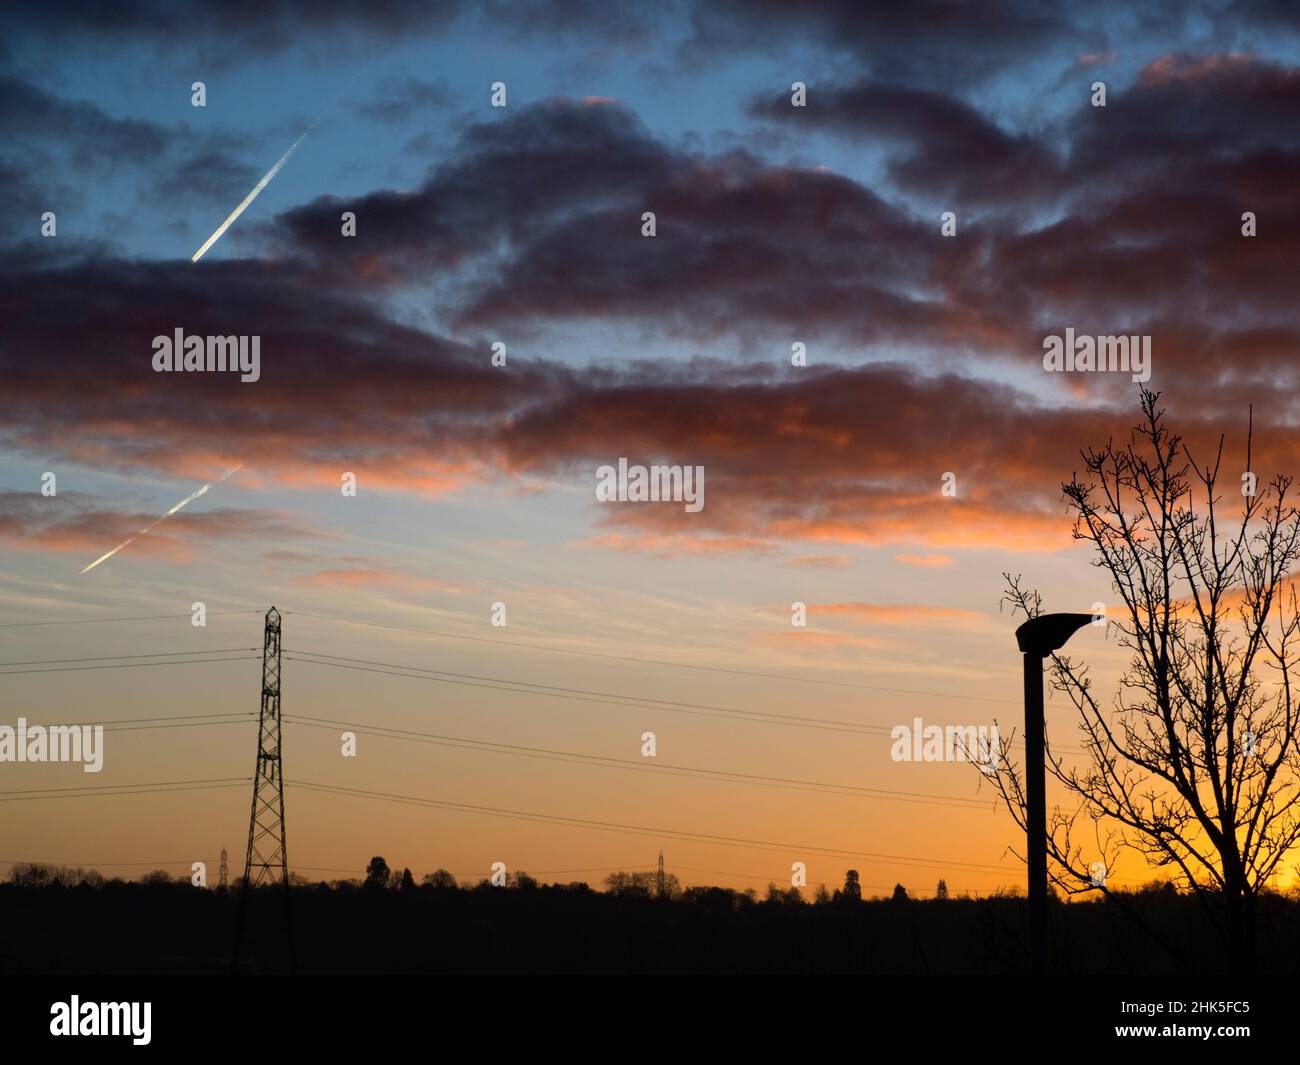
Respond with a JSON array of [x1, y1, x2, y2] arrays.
[[79, 465, 246, 575]]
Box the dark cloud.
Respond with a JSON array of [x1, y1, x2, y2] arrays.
[[263, 51, 1300, 403], [0, 240, 1278, 555], [929, 54, 1300, 404], [149, 150, 260, 208], [276, 98, 946, 343], [452, 158, 939, 341], [277, 99, 674, 270], [681, 0, 1081, 88], [349, 77, 455, 124], [0, 1, 467, 59], [481, 0, 687, 45], [3, 0, 1297, 83], [1212, 0, 1300, 33], [0, 74, 170, 159], [0, 246, 568, 490], [748, 80, 1066, 206], [1067, 53, 1300, 187], [0, 157, 45, 225], [0, 74, 261, 228], [3, 22, 1299, 558]]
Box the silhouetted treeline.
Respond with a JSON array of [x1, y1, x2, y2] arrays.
[[3, 862, 1298, 974]]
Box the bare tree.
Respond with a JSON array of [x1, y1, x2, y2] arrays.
[[994, 389, 1300, 973]]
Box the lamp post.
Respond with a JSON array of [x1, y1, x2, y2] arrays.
[[1014, 612, 1093, 976]]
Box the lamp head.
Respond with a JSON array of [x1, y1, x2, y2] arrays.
[[1015, 613, 1094, 656]]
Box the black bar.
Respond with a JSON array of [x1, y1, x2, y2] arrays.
[[0, 974, 1288, 1051]]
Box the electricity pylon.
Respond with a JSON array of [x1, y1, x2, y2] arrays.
[[232, 606, 295, 972]]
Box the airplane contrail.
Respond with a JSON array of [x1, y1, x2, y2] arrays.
[[190, 55, 376, 262], [191, 135, 310, 262], [80, 465, 246, 575]]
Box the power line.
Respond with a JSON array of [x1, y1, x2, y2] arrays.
[[0, 655, 260, 677], [16, 711, 251, 727], [287, 609, 1019, 705], [285, 647, 1076, 752], [290, 778, 1018, 875], [0, 858, 211, 867], [0, 609, 262, 630], [4, 712, 249, 736], [0, 644, 1074, 756], [0, 778, 249, 801], [283, 714, 997, 812], [0, 631, 1080, 754], [105, 713, 252, 727], [288, 648, 901, 732], [106, 718, 251, 734], [0, 648, 257, 667], [286, 650, 898, 736]]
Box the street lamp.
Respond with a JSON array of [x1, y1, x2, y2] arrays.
[[1014, 612, 1094, 976]]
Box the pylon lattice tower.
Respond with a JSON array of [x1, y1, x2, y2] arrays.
[[218, 846, 228, 892], [232, 606, 295, 971]]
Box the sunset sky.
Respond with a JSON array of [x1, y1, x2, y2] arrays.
[[3, 1, 1300, 897]]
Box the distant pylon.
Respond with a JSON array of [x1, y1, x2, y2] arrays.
[[232, 606, 295, 972], [657, 850, 665, 897], [218, 846, 228, 892]]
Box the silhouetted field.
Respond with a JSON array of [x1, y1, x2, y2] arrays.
[[3, 874, 1298, 974]]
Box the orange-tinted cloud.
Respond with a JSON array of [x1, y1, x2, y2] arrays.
[[0, 491, 315, 563], [7, 63, 1300, 563], [895, 554, 954, 568], [294, 566, 450, 591], [572, 531, 778, 558], [785, 554, 851, 568], [810, 602, 986, 626]]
